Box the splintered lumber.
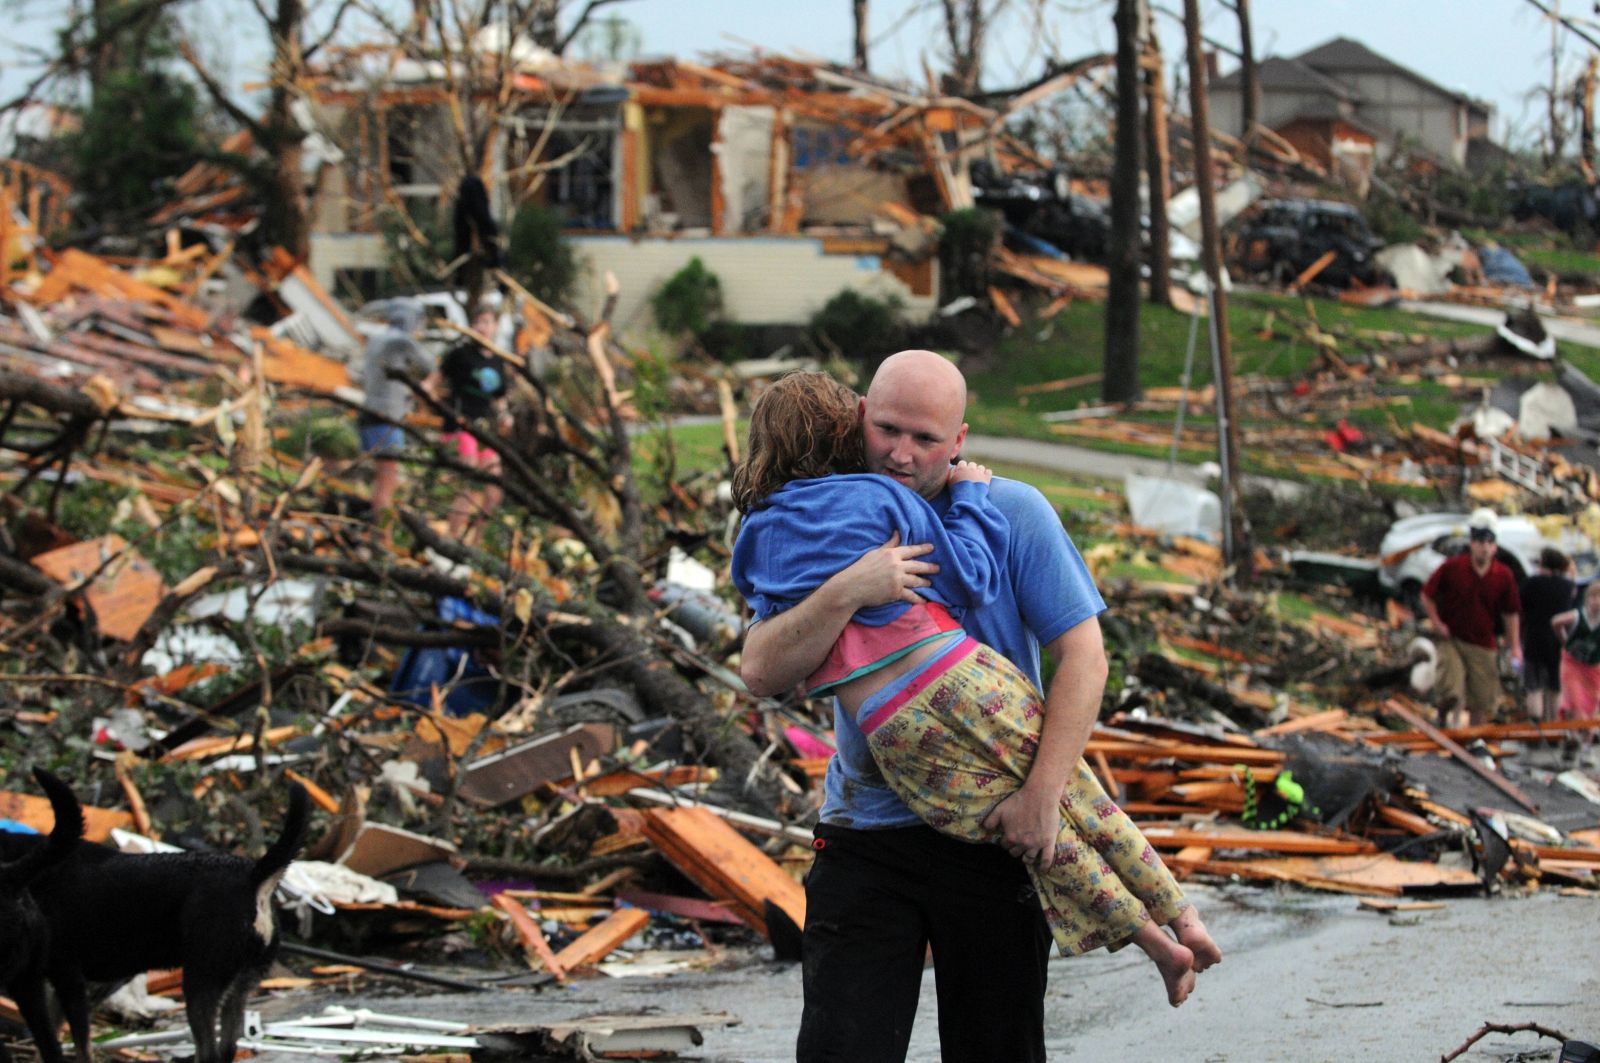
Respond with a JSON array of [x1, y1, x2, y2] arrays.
[[1258, 855, 1477, 892], [1382, 699, 1539, 814], [1357, 898, 1447, 912], [0, 789, 131, 842], [1375, 804, 1438, 836], [493, 893, 566, 981], [1256, 709, 1350, 737], [30, 534, 166, 641], [640, 806, 805, 939], [1169, 853, 1478, 896], [549, 907, 651, 970], [458, 722, 619, 808], [1289, 249, 1339, 291], [1140, 825, 1376, 855], [1082, 739, 1283, 767], [987, 286, 1021, 327]]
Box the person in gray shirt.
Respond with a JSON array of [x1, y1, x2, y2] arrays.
[[359, 299, 435, 516]]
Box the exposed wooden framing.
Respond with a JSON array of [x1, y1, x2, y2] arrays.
[[767, 106, 788, 235], [376, 104, 393, 204], [619, 108, 640, 232], [709, 105, 725, 236]]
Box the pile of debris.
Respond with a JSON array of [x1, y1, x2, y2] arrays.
[[0, 219, 1596, 1063]]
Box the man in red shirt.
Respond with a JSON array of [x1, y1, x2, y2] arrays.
[[1421, 509, 1523, 727]]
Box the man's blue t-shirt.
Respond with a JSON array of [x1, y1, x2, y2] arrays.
[[817, 476, 1106, 828]]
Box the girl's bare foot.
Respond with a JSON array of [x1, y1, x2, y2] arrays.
[[1129, 921, 1197, 1007], [1170, 906, 1223, 972]]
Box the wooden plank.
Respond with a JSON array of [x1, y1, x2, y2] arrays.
[[1375, 804, 1437, 837], [1289, 249, 1339, 291], [1256, 709, 1349, 737], [988, 286, 1021, 327], [1140, 825, 1376, 855], [493, 893, 567, 980], [640, 806, 805, 938], [30, 534, 166, 642], [1357, 898, 1447, 912], [1382, 699, 1539, 814], [0, 790, 131, 843], [550, 907, 651, 970], [615, 888, 747, 925], [1082, 740, 1283, 766]]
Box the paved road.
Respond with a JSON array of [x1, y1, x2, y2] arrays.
[[250, 881, 1600, 1063]]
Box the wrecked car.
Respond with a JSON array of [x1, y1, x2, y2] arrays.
[[1377, 510, 1599, 607], [970, 161, 1111, 262], [1233, 199, 1384, 288]]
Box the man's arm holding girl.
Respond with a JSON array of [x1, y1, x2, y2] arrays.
[[982, 617, 1108, 867], [740, 533, 938, 697]]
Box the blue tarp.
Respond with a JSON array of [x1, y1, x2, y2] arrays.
[[389, 596, 500, 717], [1479, 245, 1535, 288]]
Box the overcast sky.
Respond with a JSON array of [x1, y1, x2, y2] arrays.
[[0, 0, 1579, 149]]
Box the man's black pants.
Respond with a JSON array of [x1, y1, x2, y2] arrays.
[[795, 822, 1051, 1063]]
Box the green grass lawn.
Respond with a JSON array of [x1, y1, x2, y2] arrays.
[[956, 290, 1543, 486], [644, 420, 1126, 508], [1461, 226, 1600, 279]]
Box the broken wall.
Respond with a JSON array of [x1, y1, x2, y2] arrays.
[[718, 105, 774, 234], [648, 108, 714, 230]]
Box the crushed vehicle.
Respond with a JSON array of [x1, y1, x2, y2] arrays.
[[970, 160, 1111, 262], [1232, 198, 1385, 288], [1378, 510, 1600, 607]]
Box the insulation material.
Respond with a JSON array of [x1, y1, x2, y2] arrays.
[[717, 105, 774, 234], [798, 165, 911, 226], [650, 109, 714, 230]]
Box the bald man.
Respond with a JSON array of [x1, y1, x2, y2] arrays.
[[742, 350, 1108, 1063]]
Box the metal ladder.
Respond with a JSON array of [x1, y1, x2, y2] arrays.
[[1482, 436, 1555, 497]]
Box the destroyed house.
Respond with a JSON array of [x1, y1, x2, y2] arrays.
[[1211, 36, 1493, 177], [303, 54, 975, 331]]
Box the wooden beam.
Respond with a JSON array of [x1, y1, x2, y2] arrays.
[[550, 907, 651, 970], [1382, 699, 1539, 814]]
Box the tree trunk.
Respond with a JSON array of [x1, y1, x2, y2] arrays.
[[1235, 0, 1258, 143], [1104, 0, 1142, 404], [1580, 55, 1597, 177], [1549, 2, 1566, 166], [853, 0, 869, 71], [1143, 6, 1173, 307], [259, 0, 312, 262], [941, 0, 986, 97]]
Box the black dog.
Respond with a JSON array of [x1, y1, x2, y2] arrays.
[[0, 769, 83, 1063], [0, 778, 309, 1063]]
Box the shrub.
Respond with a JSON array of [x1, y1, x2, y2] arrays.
[[505, 201, 579, 304], [809, 289, 904, 362], [938, 208, 1002, 299], [282, 411, 360, 461], [651, 257, 723, 336]]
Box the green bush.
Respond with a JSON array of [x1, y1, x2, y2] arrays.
[[1362, 195, 1424, 246], [282, 411, 360, 461], [651, 257, 723, 336], [939, 208, 1002, 299], [809, 289, 904, 361], [505, 201, 579, 304]]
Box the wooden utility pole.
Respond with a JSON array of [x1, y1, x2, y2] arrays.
[[1104, 0, 1143, 404], [1183, 0, 1249, 579], [1143, 3, 1173, 307], [853, 0, 870, 71]]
